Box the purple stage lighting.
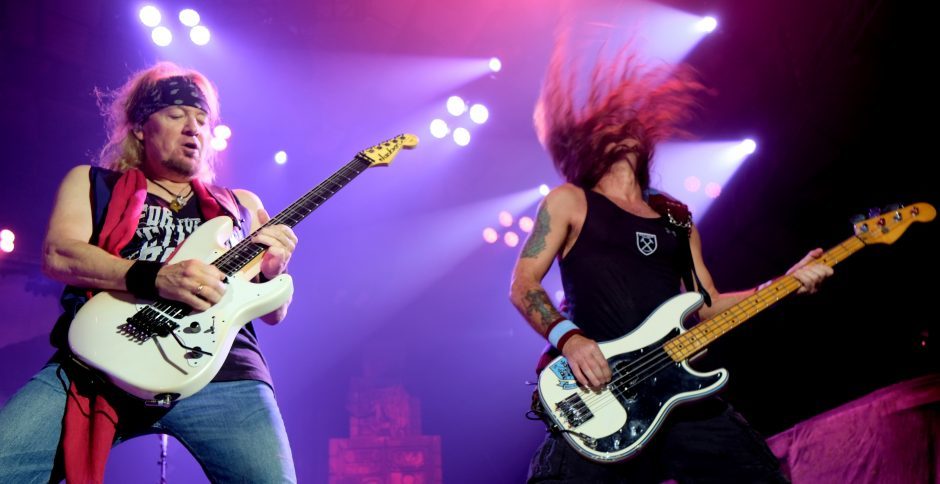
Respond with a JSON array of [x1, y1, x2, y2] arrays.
[[519, 216, 534, 233], [683, 176, 701, 192], [453, 127, 470, 146], [696, 16, 718, 33], [704, 182, 722, 199], [152, 26, 172, 46], [469, 104, 489, 124], [538, 184, 550, 196], [139, 6, 161, 27], [446, 96, 467, 116], [482, 227, 498, 244], [275, 151, 288, 165], [504, 231, 520, 248], [210, 137, 228, 151], [190, 25, 210, 45], [429, 119, 449, 139], [741, 139, 757, 154], [213, 125, 232, 140], [179, 9, 200, 27], [498, 211, 513, 228], [489, 57, 502, 73], [0, 229, 14, 253]]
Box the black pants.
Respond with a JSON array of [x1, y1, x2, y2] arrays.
[[527, 399, 788, 484]]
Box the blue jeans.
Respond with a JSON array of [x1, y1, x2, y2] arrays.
[[0, 363, 296, 483]]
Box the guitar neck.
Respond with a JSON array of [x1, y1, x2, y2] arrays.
[[212, 155, 373, 276], [663, 235, 866, 362]]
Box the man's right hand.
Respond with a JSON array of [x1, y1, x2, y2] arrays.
[[562, 334, 612, 390], [155, 259, 227, 311]]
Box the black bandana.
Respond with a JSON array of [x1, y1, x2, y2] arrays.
[[131, 76, 210, 125]]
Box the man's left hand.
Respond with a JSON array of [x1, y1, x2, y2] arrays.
[[786, 248, 834, 294], [252, 208, 298, 279]]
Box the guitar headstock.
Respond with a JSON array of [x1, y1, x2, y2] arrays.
[[359, 134, 419, 167], [853, 202, 935, 245]]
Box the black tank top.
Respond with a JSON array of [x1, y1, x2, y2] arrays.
[[559, 189, 688, 342]]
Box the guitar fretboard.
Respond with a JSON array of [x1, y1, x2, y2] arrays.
[[662, 236, 865, 362], [211, 154, 373, 276]]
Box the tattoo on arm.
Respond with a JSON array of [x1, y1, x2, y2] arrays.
[[521, 205, 551, 258], [523, 289, 562, 333]]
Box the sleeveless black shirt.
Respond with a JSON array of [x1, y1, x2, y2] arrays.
[[559, 189, 688, 342]]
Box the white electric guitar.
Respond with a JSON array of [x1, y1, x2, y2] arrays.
[[69, 134, 418, 406], [537, 202, 935, 463]]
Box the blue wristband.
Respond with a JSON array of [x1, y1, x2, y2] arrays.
[[548, 319, 579, 348]]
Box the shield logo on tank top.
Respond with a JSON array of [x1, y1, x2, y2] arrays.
[[636, 232, 657, 256]]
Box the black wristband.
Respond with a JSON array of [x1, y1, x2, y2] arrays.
[[125, 260, 162, 300]]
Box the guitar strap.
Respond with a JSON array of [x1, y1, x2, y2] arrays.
[[646, 190, 711, 307]]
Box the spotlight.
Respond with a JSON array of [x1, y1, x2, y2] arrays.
[[504, 231, 520, 248], [0, 239, 12, 253], [210, 137, 228, 151], [483, 227, 498, 244], [152, 26, 172, 46], [179, 9, 201, 27], [469, 104, 489, 124], [139, 6, 161, 27], [275, 151, 288, 165], [519, 216, 534, 233], [489, 57, 502, 73], [498, 211, 513, 228], [213, 125, 232, 140], [190, 25, 211, 45], [446, 96, 467, 116], [538, 184, 550, 196], [429, 119, 449, 139], [453, 127, 470, 146], [741, 139, 757, 155], [704, 182, 721, 199], [696, 16, 718, 33]]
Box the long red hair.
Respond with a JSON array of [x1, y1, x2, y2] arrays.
[[534, 39, 707, 189]]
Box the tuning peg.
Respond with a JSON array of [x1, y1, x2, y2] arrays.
[[882, 203, 902, 212], [868, 207, 882, 218], [849, 214, 866, 224]]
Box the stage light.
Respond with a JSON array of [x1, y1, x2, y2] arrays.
[[139, 6, 161, 27], [498, 211, 513, 227], [469, 104, 489, 124], [741, 139, 757, 155], [519, 216, 534, 233], [0, 239, 13, 253], [696, 16, 718, 33], [683, 176, 701, 192], [0, 229, 14, 241], [483, 227, 498, 244], [152, 26, 172, 46], [704, 182, 721, 199], [429, 119, 449, 139], [504, 231, 520, 248], [446, 96, 467, 116], [179, 9, 200, 27], [190, 25, 210, 45], [213, 125, 232, 140], [489, 57, 502, 73], [275, 151, 288, 165], [210, 137, 228, 151], [453, 127, 470, 146], [538, 184, 550, 196]]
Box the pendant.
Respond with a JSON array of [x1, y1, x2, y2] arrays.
[[169, 197, 183, 212]]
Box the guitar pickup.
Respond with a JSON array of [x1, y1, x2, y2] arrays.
[[557, 394, 594, 427]]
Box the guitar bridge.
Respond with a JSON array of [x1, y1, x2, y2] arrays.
[[557, 394, 594, 428], [118, 308, 179, 343]]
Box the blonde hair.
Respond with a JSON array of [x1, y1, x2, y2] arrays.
[[96, 61, 221, 182]]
